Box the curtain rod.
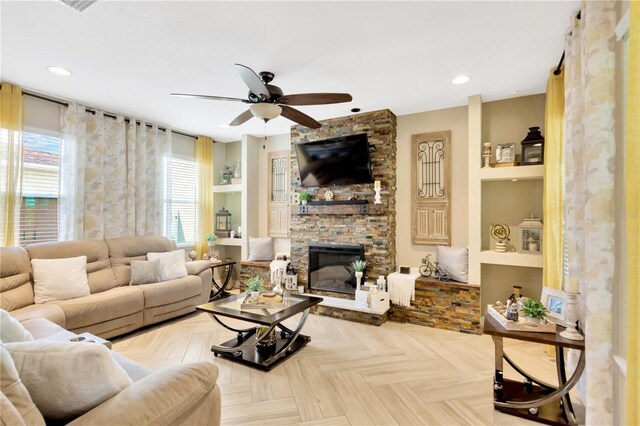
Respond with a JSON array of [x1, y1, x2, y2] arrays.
[[23, 91, 198, 140], [554, 10, 581, 76]]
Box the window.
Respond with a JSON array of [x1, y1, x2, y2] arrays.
[[19, 131, 61, 246], [267, 150, 289, 237], [165, 157, 197, 246]]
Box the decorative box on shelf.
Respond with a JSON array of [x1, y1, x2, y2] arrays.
[[370, 292, 390, 312], [486, 304, 556, 333]]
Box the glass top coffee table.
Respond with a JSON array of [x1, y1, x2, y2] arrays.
[[196, 293, 322, 371]]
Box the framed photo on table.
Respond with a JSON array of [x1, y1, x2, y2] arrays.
[[541, 287, 570, 326]]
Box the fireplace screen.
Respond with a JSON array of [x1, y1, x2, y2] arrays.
[[308, 244, 364, 295]]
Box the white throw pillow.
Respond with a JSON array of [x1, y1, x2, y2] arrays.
[[146, 250, 187, 281], [436, 246, 469, 283], [0, 309, 33, 343], [5, 341, 133, 419], [31, 256, 90, 304], [248, 237, 274, 261]]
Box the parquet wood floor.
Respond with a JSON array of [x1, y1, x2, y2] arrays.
[[112, 311, 584, 425]]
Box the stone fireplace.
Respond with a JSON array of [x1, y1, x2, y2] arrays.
[[308, 244, 364, 295], [290, 109, 397, 297]]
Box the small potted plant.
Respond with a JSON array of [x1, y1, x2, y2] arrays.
[[245, 275, 265, 299], [521, 298, 548, 323], [205, 233, 218, 259], [299, 191, 311, 205], [351, 260, 367, 289]]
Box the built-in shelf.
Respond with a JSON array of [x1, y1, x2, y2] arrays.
[[215, 238, 242, 247], [479, 250, 543, 268], [212, 184, 242, 193], [480, 165, 544, 181]]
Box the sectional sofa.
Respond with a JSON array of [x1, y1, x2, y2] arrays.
[[0, 235, 213, 338], [1, 316, 221, 425]]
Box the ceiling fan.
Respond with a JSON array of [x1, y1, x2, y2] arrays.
[[171, 64, 352, 129]]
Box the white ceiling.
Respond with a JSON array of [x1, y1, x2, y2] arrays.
[[1, 1, 578, 141]]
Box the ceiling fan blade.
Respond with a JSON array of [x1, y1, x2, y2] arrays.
[[278, 93, 352, 106], [234, 64, 270, 99], [170, 93, 249, 103], [229, 109, 254, 126], [280, 106, 321, 129]]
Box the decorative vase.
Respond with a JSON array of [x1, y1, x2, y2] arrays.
[[301, 199, 308, 205], [508, 286, 523, 305], [234, 159, 242, 178], [506, 304, 519, 322], [256, 326, 276, 349], [355, 271, 363, 289]]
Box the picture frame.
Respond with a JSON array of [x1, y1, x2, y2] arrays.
[[496, 143, 516, 163], [540, 287, 569, 326]]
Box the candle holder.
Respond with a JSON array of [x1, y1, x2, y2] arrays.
[[482, 142, 492, 169], [374, 187, 382, 204], [559, 292, 584, 341]]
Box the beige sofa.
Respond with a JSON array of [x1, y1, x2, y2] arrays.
[[1, 317, 221, 425], [0, 235, 213, 338]]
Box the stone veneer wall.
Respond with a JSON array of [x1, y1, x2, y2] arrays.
[[388, 277, 481, 334], [290, 109, 397, 292]]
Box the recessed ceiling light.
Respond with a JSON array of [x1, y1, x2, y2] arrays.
[[513, 90, 521, 94], [219, 124, 230, 128], [451, 75, 470, 85], [48, 66, 72, 76]]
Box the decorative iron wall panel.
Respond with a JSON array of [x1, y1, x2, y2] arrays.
[[412, 131, 451, 245]]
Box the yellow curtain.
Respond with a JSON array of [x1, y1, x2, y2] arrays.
[[542, 69, 564, 357], [0, 83, 24, 246], [195, 136, 215, 259], [626, 1, 639, 424], [543, 68, 564, 290]]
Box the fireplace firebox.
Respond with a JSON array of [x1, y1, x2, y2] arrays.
[[308, 244, 365, 295]]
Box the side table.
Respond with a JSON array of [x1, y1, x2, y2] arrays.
[[209, 260, 236, 301], [483, 315, 585, 426]]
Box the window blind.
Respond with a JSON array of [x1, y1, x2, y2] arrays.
[[19, 132, 61, 246], [165, 157, 197, 245]]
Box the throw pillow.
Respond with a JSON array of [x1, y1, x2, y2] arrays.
[[5, 341, 132, 420], [436, 246, 469, 283], [146, 250, 188, 281], [0, 309, 33, 343], [31, 256, 90, 304], [129, 260, 161, 285], [248, 237, 274, 261]]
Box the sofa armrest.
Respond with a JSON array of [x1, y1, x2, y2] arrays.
[[68, 361, 220, 426], [185, 260, 211, 276]]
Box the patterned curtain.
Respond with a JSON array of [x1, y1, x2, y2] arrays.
[[563, 1, 616, 424], [626, 1, 640, 424], [60, 104, 170, 240]]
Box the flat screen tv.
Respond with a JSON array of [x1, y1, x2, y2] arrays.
[[294, 133, 373, 187]]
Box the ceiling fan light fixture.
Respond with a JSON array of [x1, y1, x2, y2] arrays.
[[250, 103, 282, 121]]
